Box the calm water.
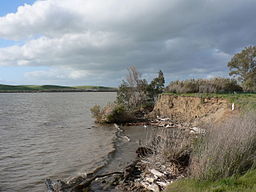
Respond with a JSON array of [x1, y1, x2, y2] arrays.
[[0, 92, 117, 192]]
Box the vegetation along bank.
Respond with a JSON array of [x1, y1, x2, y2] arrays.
[[46, 46, 256, 191]]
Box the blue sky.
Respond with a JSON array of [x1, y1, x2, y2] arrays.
[[0, 0, 38, 85], [0, 0, 35, 16], [0, 0, 255, 86]]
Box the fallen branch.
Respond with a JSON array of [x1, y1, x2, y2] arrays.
[[71, 171, 123, 191], [46, 171, 123, 192]]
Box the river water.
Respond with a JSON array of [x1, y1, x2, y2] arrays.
[[0, 92, 119, 192]]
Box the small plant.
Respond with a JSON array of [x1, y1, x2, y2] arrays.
[[90, 104, 102, 122], [144, 127, 192, 173], [90, 103, 134, 124], [105, 104, 133, 123]]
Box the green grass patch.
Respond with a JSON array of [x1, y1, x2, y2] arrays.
[[165, 169, 256, 192], [163, 92, 256, 110]]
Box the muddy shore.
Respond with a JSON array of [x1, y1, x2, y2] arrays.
[[45, 117, 198, 192], [45, 125, 157, 191]]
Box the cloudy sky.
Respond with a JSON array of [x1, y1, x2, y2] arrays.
[[0, 0, 256, 86]]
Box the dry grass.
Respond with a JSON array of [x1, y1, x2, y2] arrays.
[[143, 127, 192, 173], [190, 111, 256, 180], [143, 111, 256, 182]]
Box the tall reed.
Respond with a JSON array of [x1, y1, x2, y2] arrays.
[[190, 111, 256, 180]]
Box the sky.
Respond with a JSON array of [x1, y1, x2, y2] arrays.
[[0, 0, 256, 86]]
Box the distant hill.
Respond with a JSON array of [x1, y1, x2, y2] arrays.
[[74, 85, 116, 90], [0, 84, 117, 92]]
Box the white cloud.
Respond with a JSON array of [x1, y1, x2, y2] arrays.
[[69, 70, 89, 79], [24, 67, 120, 86], [0, 0, 256, 85]]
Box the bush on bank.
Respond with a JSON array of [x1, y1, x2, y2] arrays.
[[166, 78, 243, 94], [90, 103, 134, 124], [91, 66, 165, 124]]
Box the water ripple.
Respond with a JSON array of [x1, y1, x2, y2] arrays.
[[0, 92, 116, 192]]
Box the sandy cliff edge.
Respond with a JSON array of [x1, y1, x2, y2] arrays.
[[149, 94, 238, 126]]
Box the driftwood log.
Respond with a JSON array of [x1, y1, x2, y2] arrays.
[[45, 171, 122, 192]]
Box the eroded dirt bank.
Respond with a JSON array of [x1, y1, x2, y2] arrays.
[[149, 94, 235, 126]]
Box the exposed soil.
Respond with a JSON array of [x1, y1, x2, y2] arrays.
[[149, 94, 238, 126]]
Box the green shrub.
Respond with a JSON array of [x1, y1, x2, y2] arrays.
[[90, 104, 102, 122], [91, 67, 166, 124], [166, 78, 243, 94], [90, 104, 134, 124], [105, 104, 133, 123]]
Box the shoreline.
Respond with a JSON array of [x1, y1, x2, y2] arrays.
[[0, 90, 117, 93], [45, 124, 157, 191], [45, 94, 236, 192], [45, 120, 192, 192]]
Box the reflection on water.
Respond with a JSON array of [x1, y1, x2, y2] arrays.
[[0, 92, 116, 192]]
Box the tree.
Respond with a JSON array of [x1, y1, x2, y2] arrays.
[[116, 66, 148, 111], [91, 66, 166, 124], [228, 46, 256, 91], [116, 66, 166, 116], [147, 70, 165, 101]]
